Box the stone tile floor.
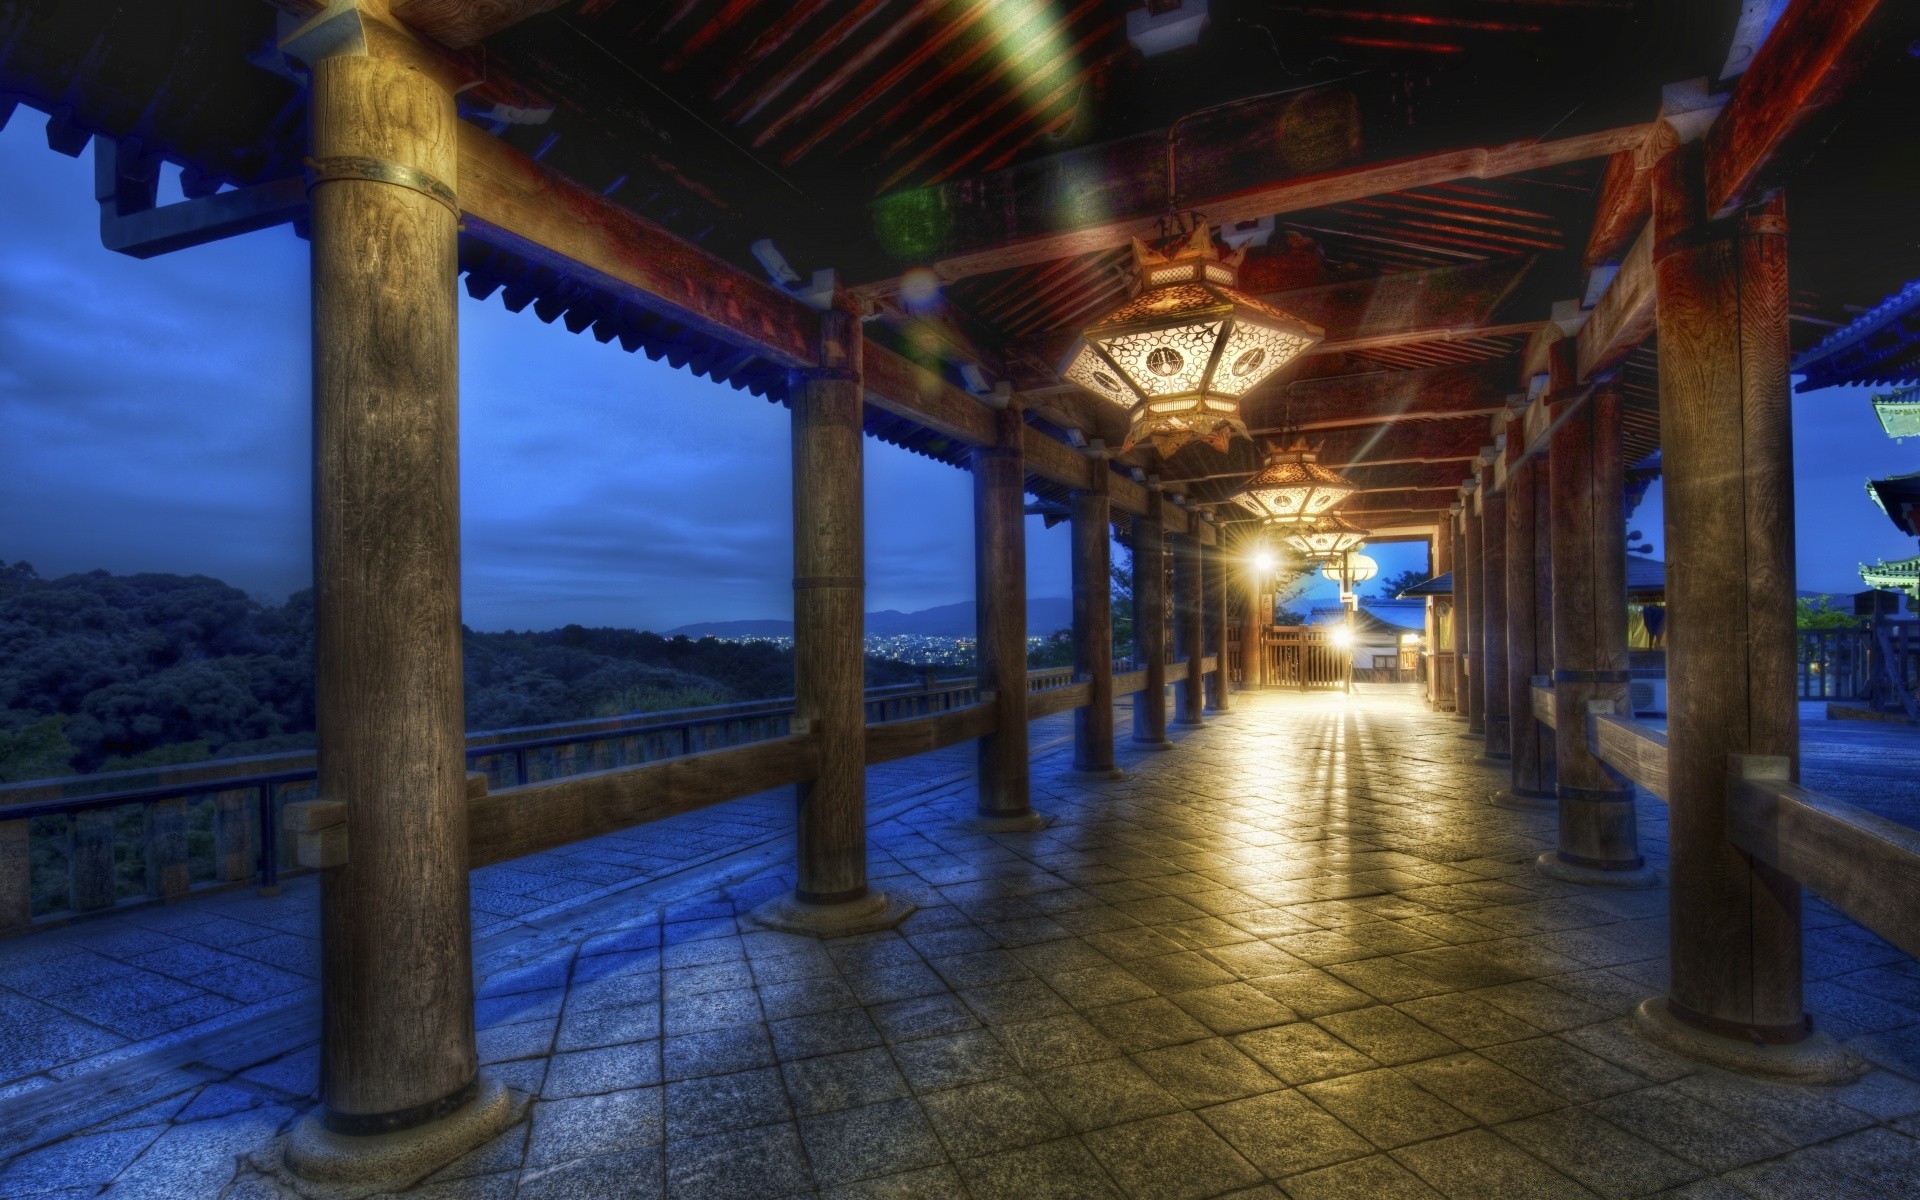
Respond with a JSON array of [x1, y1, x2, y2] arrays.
[[0, 716, 1066, 1100], [4, 686, 1920, 1197]]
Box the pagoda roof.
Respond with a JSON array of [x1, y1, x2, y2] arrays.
[[1794, 277, 1920, 393], [1867, 472, 1920, 537], [1873, 387, 1920, 440]]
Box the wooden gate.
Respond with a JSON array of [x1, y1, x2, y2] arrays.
[[1264, 626, 1349, 690]]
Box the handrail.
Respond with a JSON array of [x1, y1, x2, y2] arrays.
[[1585, 706, 1669, 802], [0, 660, 1142, 931], [1726, 756, 1920, 961]]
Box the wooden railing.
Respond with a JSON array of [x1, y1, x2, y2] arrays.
[[1529, 681, 1920, 960], [1264, 626, 1350, 690], [1798, 628, 1869, 700], [1, 664, 1141, 934]]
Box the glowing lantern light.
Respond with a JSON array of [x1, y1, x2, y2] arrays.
[[1059, 224, 1323, 456], [1234, 441, 1356, 525], [1319, 551, 1378, 587], [1281, 515, 1368, 561]]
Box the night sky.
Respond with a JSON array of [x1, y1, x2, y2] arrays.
[[2, 120, 1910, 631]]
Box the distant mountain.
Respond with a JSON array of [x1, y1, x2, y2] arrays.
[[669, 597, 1075, 640]]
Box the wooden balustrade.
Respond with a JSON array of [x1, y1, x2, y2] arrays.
[[1542, 690, 1920, 980], [0, 666, 1098, 935]]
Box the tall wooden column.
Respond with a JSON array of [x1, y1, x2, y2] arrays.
[[1131, 495, 1171, 748], [756, 308, 914, 930], [1243, 553, 1266, 691], [1498, 420, 1553, 807], [1639, 144, 1844, 1078], [1542, 382, 1655, 884], [1449, 507, 1469, 719], [1173, 533, 1205, 726], [1207, 539, 1231, 713], [1460, 498, 1483, 733], [972, 407, 1045, 827], [288, 6, 511, 1177], [1070, 460, 1119, 778], [1478, 463, 1510, 758], [1534, 446, 1556, 777]]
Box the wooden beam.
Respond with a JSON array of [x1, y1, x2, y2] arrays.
[[1028, 682, 1093, 720], [1575, 221, 1656, 382], [1729, 769, 1920, 962], [1583, 122, 1681, 273], [1247, 361, 1515, 433], [392, 0, 567, 49], [865, 702, 999, 765], [917, 124, 1654, 283], [1705, 0, 1895, 218], [470, 735, 819, 869], [1259, 258, 1538, 353], [458, 123, 817, 368]]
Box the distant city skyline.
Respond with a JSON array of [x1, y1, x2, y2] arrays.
[[2, 121, 1908, 630]]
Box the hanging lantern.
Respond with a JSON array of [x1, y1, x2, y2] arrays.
[[1282, 515, 1368, 561], [1319, 551, 1378, 586], [1233, 441, 1356, 524], [1059, 223, 1323, 456]]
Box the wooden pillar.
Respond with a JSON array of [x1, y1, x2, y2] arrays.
[[1460, 500, 1483, 732], [1207, 540, 1231, 713], [1131, 496, 1171, 748], [290, 9, 512, 1171], [1479, 459, 1511, 758], [1499, 419, 1553, 806], [1534, 448, 1556, 778], [1173, 533, 1205, 726], [1243, 554, 1266, 691], [973, 407, 1042, 825], [794, 312, 871, 895], [1639, 143, 1842, 1077], [1543, 382, 1654, 883], [1448, 508, 1467, 718], [1071, 464, 1119, 776], [0, 818, 28, 935]]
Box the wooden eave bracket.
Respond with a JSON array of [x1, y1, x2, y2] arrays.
[[94, 138, 306, 261]]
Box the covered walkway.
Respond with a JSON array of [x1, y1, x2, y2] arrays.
[[5, 687, 1919, 1198]]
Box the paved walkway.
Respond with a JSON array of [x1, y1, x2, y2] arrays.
[[0, 714, 1077, 1101], [3, 688, 1920, 1197]]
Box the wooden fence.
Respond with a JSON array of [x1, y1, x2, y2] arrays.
[[1264, 626, 1350, 690], [0, 661, 1206, 935], [1531, 682, 1920, 961]]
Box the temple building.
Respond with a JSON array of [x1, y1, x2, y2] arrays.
[[4, 1, 1920, 1196]]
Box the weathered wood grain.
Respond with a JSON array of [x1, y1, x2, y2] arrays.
[[1027, 683, 1092, 722], [1576, 220, 1656, 382], [1729, 769, 1920, 961], [975, 408, 1032, 818], [1587, 712, 1669, 802]]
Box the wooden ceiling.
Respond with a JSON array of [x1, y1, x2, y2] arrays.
[[2, 0, 1916, 535]]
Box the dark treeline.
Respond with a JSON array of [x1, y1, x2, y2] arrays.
[[0, 562, 935, 781]]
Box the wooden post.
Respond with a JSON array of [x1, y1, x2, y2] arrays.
[[1542, 382, 1655, 881], [1132, 495, 1171, 748], [285, 7, 513, 1176], [213, 788, 254, 882], [1498, 418, 1554, 807], [1173, 533, 1205, 726], [1637, 143, 1848, 1080], [1243, 554, 1266, 691], [1448, 507, 1467, 717], [758, 307, 919, 918], [144, 798, 190, 899], [1479, 458, 1511, 758], [1534, 448, 1556, 778], [1460, 498, 1483, 732], [1071, 463, 1120, 777], [1207, 538, 1231, 713], [0, 817, 27, 934], [69, 810, 115, 914], [972, 406, 1046, 827]]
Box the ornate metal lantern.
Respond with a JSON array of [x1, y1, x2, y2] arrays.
[[1282, 515, 1368, 561], [1233, 442, 1356, 525], [1059, 224, 1323, 456]]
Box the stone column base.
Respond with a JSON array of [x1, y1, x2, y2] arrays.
[[1632, 997, 1862, 1084], [1130, 738, 1175, 752], [1534, 851, 1660, 889], [751, 889, 915, 938], [1170, 717, 1206, 728], [1063, 767, 1126, 782], [954, 810, 1055, 833], [281, 1074, 520, 1195], [1472, 754, 1512, 768], [1491, 788, 1556, 812]]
